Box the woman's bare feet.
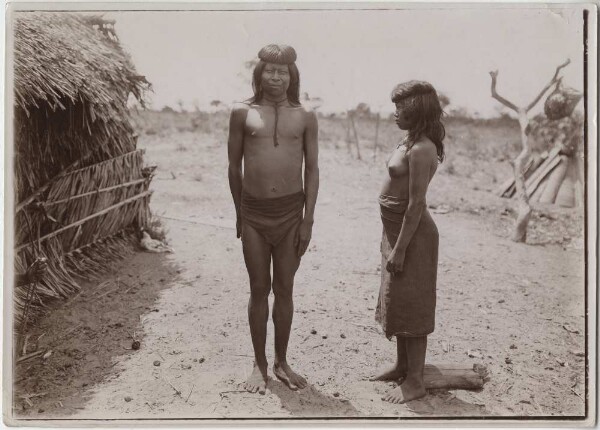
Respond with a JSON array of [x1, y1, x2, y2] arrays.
[[245, 362, 268, 394], [382, 378, 426, 404], [273, 362, 307, 391], [369, 365, 407, 382]]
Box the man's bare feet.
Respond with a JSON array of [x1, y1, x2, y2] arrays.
[[273, 362, 307, 391], [369, 365, 407, 382], [382, 378, 426, 404], [245, 362, 268, 394]]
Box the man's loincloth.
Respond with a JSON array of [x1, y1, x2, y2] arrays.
[[241, 190, 305, 246]]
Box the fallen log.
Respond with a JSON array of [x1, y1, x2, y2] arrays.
[[424, 363, 487, 390]]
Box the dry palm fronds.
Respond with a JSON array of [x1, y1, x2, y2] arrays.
[[64, 230, 139, 280], [12, 12, 153, 334], [46, 150, 145, 202], [17, 191, 152, 253], [14, 107, 140, 203], [14, 12, 149, 119], [14, 237, 80, 328], [14, 230, 140, 327], [44, 178, 148, 208], [13, 12, 150, 202], [15, 151, 148, 248]]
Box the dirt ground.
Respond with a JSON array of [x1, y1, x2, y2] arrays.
[[11, 120, 587, 421]]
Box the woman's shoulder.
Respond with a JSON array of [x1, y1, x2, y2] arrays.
[[408, 137, 437, 159], [410, 136, 437, 153]]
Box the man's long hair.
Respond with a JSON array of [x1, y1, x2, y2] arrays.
[[391, 81, 445, 163], [249, 60, 301, 106]]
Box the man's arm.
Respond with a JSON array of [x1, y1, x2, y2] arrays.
[[295, 109, 319, 256], [227, 103, 247, 238], [387, 142, 434, 273], [303, 110, 319, 223]]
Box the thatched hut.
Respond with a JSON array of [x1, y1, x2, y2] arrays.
[[496, 113, 584, 208], [12, 13, 152, 333]]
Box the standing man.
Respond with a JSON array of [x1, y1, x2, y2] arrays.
[[228, 44, 319, 394]]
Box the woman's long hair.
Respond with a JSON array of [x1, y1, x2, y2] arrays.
[[248, 60, 301, 106], [391, 81, 445, 162]]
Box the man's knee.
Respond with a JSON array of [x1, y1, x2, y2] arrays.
[[272, 279, 294, 301], [249, 280, 271, 301]]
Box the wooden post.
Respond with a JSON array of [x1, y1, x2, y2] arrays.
[[349, 112, 362, 160], [373, 112, 380, 161], [345, 112, 353, 157]]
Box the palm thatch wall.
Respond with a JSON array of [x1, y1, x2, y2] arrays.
[[13, 12, 152, 331]]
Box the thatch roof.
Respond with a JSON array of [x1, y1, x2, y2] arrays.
[[13, 12, 150, 202], [14, 12, 147, 121]]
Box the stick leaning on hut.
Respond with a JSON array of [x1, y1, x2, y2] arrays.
[[11, 12, 152, 344]]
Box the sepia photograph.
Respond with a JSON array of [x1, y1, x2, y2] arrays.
[[3, 2, 597, 426]]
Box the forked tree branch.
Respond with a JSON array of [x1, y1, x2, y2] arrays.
[[489, 70, 519, 113], [525, 58, 571, 112]]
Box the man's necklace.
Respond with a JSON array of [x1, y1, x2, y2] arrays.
[[270, 98, 288, 147]]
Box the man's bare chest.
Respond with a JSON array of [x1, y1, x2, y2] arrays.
[[245, 106, 305, 140]]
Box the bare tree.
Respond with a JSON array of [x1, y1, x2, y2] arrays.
[[489, 59, 571, 242]]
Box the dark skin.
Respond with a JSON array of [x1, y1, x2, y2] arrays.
[[228, 62, 319, 394], [370, 102, 438, 404]]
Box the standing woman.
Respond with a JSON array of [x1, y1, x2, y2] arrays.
[[371, 81, 445, 403]]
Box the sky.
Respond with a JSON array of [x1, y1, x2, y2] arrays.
[[108, 6, 585, 117]]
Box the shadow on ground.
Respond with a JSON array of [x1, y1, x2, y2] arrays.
[[405, 389, 489, 416], [269, 380, 360, 417], [13, 251, 182, 417]]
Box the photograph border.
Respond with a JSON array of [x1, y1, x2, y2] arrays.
[[2, 1, 598, 426]]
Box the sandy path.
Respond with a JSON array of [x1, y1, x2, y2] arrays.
[[71, 132, 585, 419]]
